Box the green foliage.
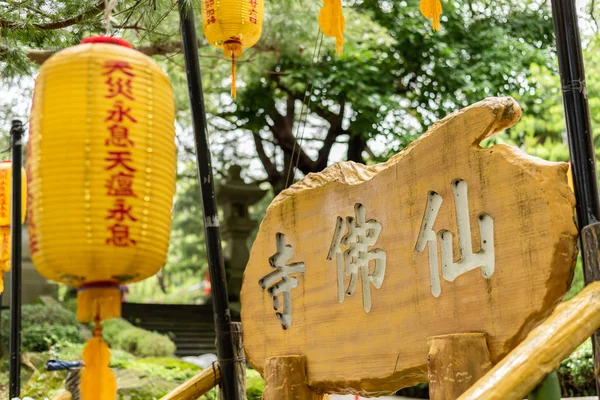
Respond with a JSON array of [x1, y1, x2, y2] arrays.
[[102, 318, 176, 357], [246, 368, 266, 400], [124, 357, 201, 381], [565, 256, 584, 302], [558, 339, 596, 397], [0, 304, 84, 352]]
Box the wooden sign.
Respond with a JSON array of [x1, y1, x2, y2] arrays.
[[240, 97, 578, 396]]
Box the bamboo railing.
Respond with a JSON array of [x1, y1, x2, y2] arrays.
[[459, 281, 600, 400]]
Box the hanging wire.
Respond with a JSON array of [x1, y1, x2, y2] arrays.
[[283, 29, 325, 189], [103, 0, 119, 35]]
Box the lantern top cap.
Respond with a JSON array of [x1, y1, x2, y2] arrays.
[[1, 160, 10, 163], [81, 36, 133, 48]]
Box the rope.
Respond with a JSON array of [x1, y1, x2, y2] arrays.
[[283, 29, 325, 189], [103, 0, 119, 35]]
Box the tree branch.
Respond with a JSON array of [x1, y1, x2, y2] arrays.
[[23, 40, 278, 65], [0, 0, 105, 30], [252, 132, 281, 184]]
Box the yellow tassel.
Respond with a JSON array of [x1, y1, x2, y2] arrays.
[[0, 226, 9, 294], [80, 321, 117, 400], [318, 0, 345, 56], [231, 56, 237, 100], [77, 285, 121, 323], [420, 0, 442, 31]]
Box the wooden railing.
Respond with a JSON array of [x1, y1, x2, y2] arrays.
[[459, 281, 600, 400]]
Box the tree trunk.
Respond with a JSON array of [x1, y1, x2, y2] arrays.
[[347, 134, 366, 163]]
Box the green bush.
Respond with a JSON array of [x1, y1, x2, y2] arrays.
[[246, 368, 265, 400], [558, 339, 595, 397], [102, 318, 176, 357], [0, 304, 84, 352], [125, 357, 201, 381]]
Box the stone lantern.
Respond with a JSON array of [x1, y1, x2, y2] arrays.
[[217, 165, 267, 304]]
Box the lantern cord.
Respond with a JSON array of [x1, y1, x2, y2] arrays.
[[284, 30, 324, 189], [103, 0, 119, 35], [231, 55, 237, 99]]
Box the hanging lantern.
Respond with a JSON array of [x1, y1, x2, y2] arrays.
[[318, 0, 345, 56], [201, 0, 264, 98], [28, 36, 176, 398], [420, 0, 442, 31], [0, 160, 27, 293]]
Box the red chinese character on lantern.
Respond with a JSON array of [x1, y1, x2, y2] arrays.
[[105, 101, 137, 123], [105, 77, 134, 100], [207, 8, 215, 16], [106, 223, 136, 247], [105, 151, 136, 172], [249, 16, 257, 24], [105, 172, 137, 197], [105, 125, 134, 147], [106, 199, 137, 222], [205, 0, 214, 7], [102, 61, 135, 77]]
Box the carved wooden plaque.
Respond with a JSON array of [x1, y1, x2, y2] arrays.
[[240, 97, 578, 396]]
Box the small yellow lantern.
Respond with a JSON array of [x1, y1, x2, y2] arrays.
[[29, 36, 176, 399], [201, 0, 264, 98], [0, 160, 27, 293]]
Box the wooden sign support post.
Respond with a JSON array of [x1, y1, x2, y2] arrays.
[[263, 356, 327, 400], [427, 333, 491, 400]]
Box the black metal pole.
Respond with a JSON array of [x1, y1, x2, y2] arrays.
[[550, 0, 600, 394], [9, 119, 23, 399], [551, 0, 600, 228], [177, 3, 240, 399]]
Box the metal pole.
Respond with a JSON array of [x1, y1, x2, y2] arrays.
[[9, 119, 23, 399], [550, 0, 600, 394], [177, 3, 240, 399]]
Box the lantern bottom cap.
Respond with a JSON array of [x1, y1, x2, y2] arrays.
[[77, 284, 122, 323]]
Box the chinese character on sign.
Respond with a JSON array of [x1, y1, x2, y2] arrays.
[[327, 203, 386, 313], [259, 233, 305, 330], [414, 179, 495, 298]]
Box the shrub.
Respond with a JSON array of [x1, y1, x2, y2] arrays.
[[0, 304, 84, 352], [246, 368, 265, 400], [125, 357, 201, 381], [558, 339, 595, 397], [102, 318, 176, 357]]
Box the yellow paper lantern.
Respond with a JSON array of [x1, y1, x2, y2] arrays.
[[0, 160, 27, 293], [28, 36, 176, 324], [201, 0, 264, 98]]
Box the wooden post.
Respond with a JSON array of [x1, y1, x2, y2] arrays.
[[427, 333, 492, 400], [582, 223, 600, 388], [262, 356, 327, 400], [220, 322, 246, 400]]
